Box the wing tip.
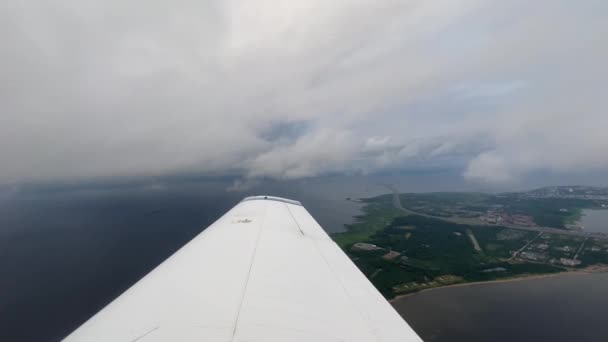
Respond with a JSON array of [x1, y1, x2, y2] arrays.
[[241, 195, 302, 206]]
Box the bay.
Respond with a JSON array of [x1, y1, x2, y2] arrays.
[[393, 272, 608, 342]]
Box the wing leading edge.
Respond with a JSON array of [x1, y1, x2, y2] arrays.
[[63, 196, 422, 342]]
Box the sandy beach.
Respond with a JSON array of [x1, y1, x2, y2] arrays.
[[389, 264, 608, 303]]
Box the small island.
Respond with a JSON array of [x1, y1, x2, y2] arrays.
[[332, 186, 608, 299]]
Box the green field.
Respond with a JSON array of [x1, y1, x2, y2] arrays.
[[332, 192, 608, 299]]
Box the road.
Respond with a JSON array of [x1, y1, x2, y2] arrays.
[[573, 238, 588, 260], [510, 232, 543, 260], [370, 269, 382, 279]]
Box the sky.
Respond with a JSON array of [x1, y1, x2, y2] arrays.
[[1, 0, 606, 188]]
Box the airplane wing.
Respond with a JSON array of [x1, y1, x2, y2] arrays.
[[63, 196, 422, 342]]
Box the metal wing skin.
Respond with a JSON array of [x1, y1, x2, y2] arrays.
[[63, 196, 422, 342]]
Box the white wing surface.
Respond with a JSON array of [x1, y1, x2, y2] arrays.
[[63, 196, 422, 342]]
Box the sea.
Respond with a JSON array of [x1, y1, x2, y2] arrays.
[[1, 171, 607, 341]]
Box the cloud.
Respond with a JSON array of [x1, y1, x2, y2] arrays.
[[0, 0, 606, 186], [246, 128, 361, 179], [464, 151, 513, 184]]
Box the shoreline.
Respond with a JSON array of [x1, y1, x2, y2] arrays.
[[389, 264, 608, 303]]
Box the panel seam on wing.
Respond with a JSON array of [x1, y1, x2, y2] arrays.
[[285, 203, 306, 236], [230, 201, 269, 342], [130, 326, 159, 342]]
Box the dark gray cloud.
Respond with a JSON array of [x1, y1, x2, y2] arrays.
[[0, 0, 606, 186]]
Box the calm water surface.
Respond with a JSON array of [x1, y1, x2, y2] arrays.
[[580, 209, 608, 234], [393, 272, 608, 342]]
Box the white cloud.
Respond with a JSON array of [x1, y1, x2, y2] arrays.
[[0, 0, 606, 185], [464, 151, 514, 184]]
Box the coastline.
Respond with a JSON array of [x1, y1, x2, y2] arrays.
[[389, 264, 608, 303], [337, 194, 608, 305]]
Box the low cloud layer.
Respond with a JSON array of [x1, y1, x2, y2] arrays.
[[1, 0, 606, 186]]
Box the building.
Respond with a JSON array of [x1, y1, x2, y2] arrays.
[[351, 242, 384, 252], [560, 258, 582, 267], [520, 251, 546, 261], [382, 251, 401, 260]]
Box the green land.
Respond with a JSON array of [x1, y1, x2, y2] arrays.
[[332, 187, 608, 299]]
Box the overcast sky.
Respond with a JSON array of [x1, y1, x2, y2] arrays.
[[1, 0, 606, 187]]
